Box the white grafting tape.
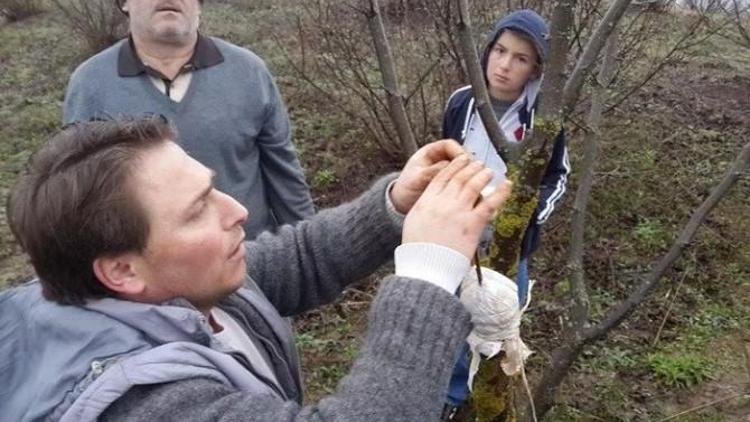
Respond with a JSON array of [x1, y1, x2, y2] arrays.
[[459, 266, 533, 390]]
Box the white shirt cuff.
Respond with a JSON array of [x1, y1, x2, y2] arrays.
[[394, 243, 471, 294]]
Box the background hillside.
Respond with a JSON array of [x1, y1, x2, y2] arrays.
[[1, 1, 748, 420]]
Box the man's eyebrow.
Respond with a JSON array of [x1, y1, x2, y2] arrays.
[[191, 170, 217, 206]]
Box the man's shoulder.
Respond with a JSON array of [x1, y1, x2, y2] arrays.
[[69, 40, 124, 80], [209, 37, 267, 70]]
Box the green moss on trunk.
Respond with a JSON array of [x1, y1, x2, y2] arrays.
[[469, 357, 517, 421], [464, 119, 560, 422]]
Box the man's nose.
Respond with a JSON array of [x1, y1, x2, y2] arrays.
[[218, 191, 249, 228]]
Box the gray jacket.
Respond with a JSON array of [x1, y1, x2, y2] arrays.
[[0, 176, 472, 421]]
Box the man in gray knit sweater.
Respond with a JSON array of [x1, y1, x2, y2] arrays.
[[63, 0, 314, 239], [1, 117, 511, 421]]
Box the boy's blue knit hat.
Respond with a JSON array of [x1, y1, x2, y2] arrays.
[[481, 9, 550, 72]]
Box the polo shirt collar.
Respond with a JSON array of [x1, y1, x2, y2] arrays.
[[118, 33, 224, 78]]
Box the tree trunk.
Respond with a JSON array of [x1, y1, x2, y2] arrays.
[[452, 1, 575, 420]]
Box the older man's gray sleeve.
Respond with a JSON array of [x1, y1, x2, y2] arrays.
[[62, 65, 97, 124], [256, 68, 315, 224], [246, 174, 401, 317], [100, 277, 472, 422]]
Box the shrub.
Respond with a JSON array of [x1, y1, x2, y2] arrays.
[[49, 0, 127, 54], [0, 0, 45, 22]]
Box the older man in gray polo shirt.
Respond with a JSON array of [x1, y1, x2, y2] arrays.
[[63, 0, 314, 238]]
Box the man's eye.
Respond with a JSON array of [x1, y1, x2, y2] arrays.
[[189, 201, 208, 221]]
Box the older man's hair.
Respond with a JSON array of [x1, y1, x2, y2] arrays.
[[7, 116, 176, 304]]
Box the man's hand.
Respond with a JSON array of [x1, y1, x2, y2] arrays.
[[402, 156, 512, 259], [390, 139, 467, 214]]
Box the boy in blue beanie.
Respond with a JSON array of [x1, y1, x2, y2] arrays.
[[441, 9, 570, 418]]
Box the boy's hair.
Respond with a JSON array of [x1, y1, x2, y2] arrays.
[[502, 28, 544, 69], [480, 9, 550, 79], [7, 116, 176, 305]]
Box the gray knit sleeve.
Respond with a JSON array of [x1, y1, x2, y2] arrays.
[[100, 278, 472, 422], [246, 174, 401, 317]]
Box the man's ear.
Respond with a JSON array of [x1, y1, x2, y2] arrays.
[[93, 253, 145, 297]]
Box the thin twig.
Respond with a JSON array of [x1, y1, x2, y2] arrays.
[[474, 249, 483, 286], [651, 268, 691, 348], [656, 393, 749, 422]]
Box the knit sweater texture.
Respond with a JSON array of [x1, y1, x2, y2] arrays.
[[63, 37, 314, 238]]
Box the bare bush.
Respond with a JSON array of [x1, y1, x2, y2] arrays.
[[274, 1, 443, 158], [276, 0, 560, 159], [50, 0, 128, 54], [0, 0, 45, 22]]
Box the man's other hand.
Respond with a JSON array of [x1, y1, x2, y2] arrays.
[[390, 140, 466, 214], [402, 156, 512, 259]]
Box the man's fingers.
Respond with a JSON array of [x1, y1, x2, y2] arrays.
[[458, 167, 494, 205], [413, 160, 450, 187], [443, 159, 485, 197], [475, 180, 513, 219], [426, 155, 472, 194], [421, 139, 466, 164]]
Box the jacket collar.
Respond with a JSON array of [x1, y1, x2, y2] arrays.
[[118, 33, 224, 78]]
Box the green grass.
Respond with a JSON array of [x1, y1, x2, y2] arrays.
[[648, 352, 713, 389]]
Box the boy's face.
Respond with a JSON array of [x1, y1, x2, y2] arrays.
[[485, 30, 539, 102]]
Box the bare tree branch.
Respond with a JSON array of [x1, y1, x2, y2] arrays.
[[566, 24, 619, 336], [535, 140, 750, 418], [731, 0, 750, 46], [454, 0, 517, 162], [404, 55, 445, 104], [561, 0, 634, 116], [583, 141, 750, 342], [539, 0, 578, 118], [366, 0, 418, 157], [606, 12, 722, 113]]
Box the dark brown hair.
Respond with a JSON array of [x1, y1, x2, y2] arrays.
[[7, 116, 176, 304]]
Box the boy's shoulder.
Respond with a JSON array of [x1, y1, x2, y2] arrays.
[[446, 85, 473, 109]]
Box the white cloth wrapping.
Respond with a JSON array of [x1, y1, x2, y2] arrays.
[[459, 267, 533, 391]]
